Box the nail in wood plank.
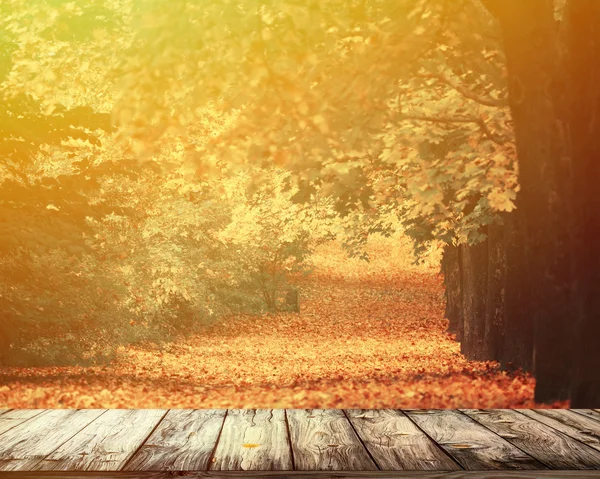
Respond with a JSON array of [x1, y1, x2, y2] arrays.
[[123, 409, 226, 471], [0, 409, 105, 471], [345, 409, 461, 471], [210, 409, 292, 471], [462, 409, 600, 469], [404, 410, 544, 470], [33, 409, 167, 471], [286, 409, 377, 471]]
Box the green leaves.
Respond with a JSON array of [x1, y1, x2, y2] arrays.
[[0, 0, 524, 364]]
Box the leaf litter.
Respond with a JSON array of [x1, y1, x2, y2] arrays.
[[0, 239, 567, 409]]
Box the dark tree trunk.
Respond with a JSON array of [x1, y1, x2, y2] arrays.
[[443, 244, 463, 339], [566, 0, 600, 407], [459, 233, 489, 361], [484, 0, 574, 402], [500, 210, 534, 372], [456, 245, 464, 342], [484, 221, 506, 362]]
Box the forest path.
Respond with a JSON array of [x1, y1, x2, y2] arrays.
[[0, 237, 551, 409]]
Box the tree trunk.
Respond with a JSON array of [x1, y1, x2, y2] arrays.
[[484, 0, 574, 402], [566, 0, 600, 407], [500, 210, 533, 372], [484, 221, 506, 362], [460, 233, 489, 361], [442, 244, 463, 339]]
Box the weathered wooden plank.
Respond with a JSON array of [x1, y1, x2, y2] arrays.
[[345, 409, 461, 471], [462, 409, 600, 469], [518, 410, 600, 453], [0, 409, 46, 436], [32, 409, 167, 471], [286, 409, 377, 471], [123, 409, 226, 471], [0, 409, 106, 471], [0, 409, 8, 415], [573, 410, 600, 423], [3, 470, 600, 478], [404, 409, 544, 470], [210, 410, 292, 471]]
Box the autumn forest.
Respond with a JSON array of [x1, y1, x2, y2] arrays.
[[0, 0, 598, 409]]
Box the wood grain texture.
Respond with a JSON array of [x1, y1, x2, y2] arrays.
[[0, 409, 106, 471], [123, 409, 226, 471], [0, 409, 45, 436], [32, 409, 167, 471], [518, 410, 600, 453], [404, 409, 544, 470], [286, 409, 377, 471], [4, 408, 600, 476], [3, 470, 600, 478], [345, 409, 461, 471], [574, 410, 600, 423], [210, 409, 292, 471], [462, 409, 600, 469]]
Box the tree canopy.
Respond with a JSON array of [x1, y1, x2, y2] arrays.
[[2, 0, 598, 407]]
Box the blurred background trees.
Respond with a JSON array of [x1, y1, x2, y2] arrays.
[[1, 0, 597, 405]]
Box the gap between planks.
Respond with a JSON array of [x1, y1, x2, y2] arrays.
[[2, 409, 600, 474]]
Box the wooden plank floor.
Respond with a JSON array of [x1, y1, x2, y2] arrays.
[[0, 409, 600, 478]]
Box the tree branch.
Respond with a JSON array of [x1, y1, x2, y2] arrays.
[[417, 71, 508, 107], [399, 113, 506, 144], [400, 113, 477, 124]]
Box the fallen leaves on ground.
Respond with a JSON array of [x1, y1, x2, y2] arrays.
[[0, 237, 568, 409]]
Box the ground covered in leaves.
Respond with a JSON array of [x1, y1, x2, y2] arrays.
[[0, 237, 568, 409]]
